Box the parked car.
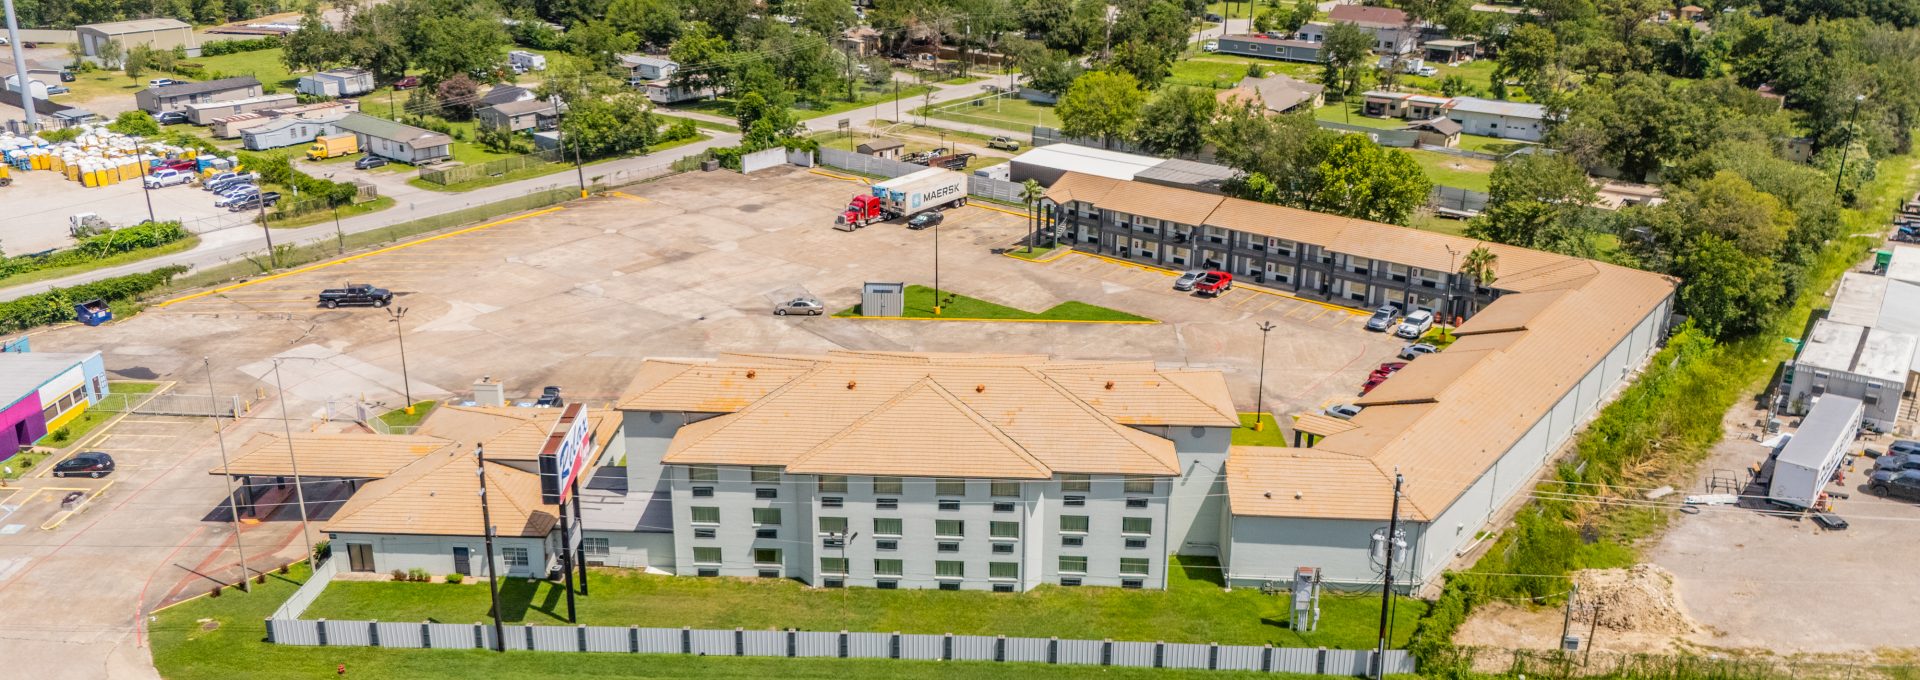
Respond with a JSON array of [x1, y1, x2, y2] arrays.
[[45, 84, 68, 95], [1364, 306, 1398, 332], [1324, 404, 1363, 420], [203, 172, 254, 192], [147, 78, 179, 87], [774, 296, 825, 316], [1203, 40, 1219, 52], [1888, 440, 1920, 457], [53, 451, 115, 478], [535, 386, 564, 407], [1193, 271, 1233, 296], [354, 155, 389, 170], [907, 211, 944, 230], [213, 187, 261, 208], [1398, 342, 1438, 360], [226, 191, 282, 211], [155, 110, 189, 125], [213, 182, 259, 198], [144, 169, 192, 188], [1361, 375, 1389, 395], [1875, 452, 1920, 473], [1413, 65, 1438, 77], [393, 76, 421, 90], [1172, 269, 1208, 291], [988, 136, 1020, 151], [1869, 469, 1920, 501], [155, 158, 197, 173], [1203, 12, 1223, 21], [1395, 309, 1434, 339], [1371, 362, 1408, 379], [316, 283, 392, 308]]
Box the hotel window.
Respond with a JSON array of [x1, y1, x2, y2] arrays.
[[819, 516, 848, 535], [583, 537, 609, 556], [751, 508, 781, 525], [818, 475, 849, 493], [935, 561, 965, 578], [690, 506, 720, 524], [1059, 474, 1091, 492], [874, 559, 903, 576], [1273, 239, 1296, 257], [936, 519, 965, 538], [820, 558, 849, 575], [688, 466, 718, 483], [693, 547, 721, 564], [874, 517, 903, 536], [936, 478, 967, 496], [1059, 556, 1087, 573], [1124, 476, 1155, 493], [1122, 517, 1153, 535], [1060, 515, 1089, 534], [751, 466, 781, 484], [990, 521, 1020, 539], [502, 547, 529, 567], [753, 548, 782, 565], [872, 477, 903, 495], [989, 562, 1019, 580], [1120, 558, 1150, 575], [990, 480, 1020, 497]]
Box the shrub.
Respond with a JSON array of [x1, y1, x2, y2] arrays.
[[201, 36, 282, 56], [312, 539, 331, 561], [47, 427, 71, 444], [390, 569, 409, 581], [407, 567, 430, 582], [19, 458, 33, 469], [0, 266, 186, 333], [209, 585, 222, 598], [445, 573, 464, 584]]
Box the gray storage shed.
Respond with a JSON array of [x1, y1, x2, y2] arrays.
[[1769, 395, 1863, 509], [861, 282, 905, 317]]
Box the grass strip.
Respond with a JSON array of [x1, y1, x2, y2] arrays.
[[834, 284, 1150, 322]]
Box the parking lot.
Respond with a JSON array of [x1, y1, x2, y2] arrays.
[[4, 166, 245, 254]]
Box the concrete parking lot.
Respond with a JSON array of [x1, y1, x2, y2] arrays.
[[1, 165, 1406, 678], [5, 168, 244, 254]]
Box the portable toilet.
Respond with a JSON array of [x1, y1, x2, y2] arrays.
[[1877, 249, 1894, 271], [69, 159, 84, 183], [49, 154, 65, 173], [79, 161, 96, 187]]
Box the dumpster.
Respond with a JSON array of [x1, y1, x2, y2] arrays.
[[74, 299, 112, 326]]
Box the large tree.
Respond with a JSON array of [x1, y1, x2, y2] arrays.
[[1056, 70, 1147, 145], [608, 0, 683, 47], [669, 22, 737, 97], [1319, 21, 1374, 98], [1308, 135, 1431, 224], [1134, 86, 1217, 156], [1467, 153, 1600, 256]]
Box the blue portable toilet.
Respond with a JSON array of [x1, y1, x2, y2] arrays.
[[74, 299, 112, 326]]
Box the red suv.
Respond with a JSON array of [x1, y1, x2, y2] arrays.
[[1193, 271, 1233, 296]]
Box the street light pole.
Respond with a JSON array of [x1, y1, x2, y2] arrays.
[[3, 0, 37, 130], [386, 306, 414, 413], [1833, 94, 1866, 197], [475, 444, 507, 652], [932, 220, 942, 316], [1254, 321, 1275, 431], [269, 359, 315, 563], [206, 357, 249, 592]]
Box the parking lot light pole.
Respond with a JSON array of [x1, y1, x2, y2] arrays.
[[206, 357, 249, 592], [386, 306, 414, 413], [1254, 321, 1275, 431], [3, 0, 35, 130], [270, 358, 315, 564], [933, 221, 942, 315]]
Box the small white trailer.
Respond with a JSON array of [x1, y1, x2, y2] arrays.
[[1768, 395, 1863, 509]]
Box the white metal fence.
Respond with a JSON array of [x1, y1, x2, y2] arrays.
[[95, 391, 245, 418], [263, 618, 1414, 676], [270, 557, 338, 621]]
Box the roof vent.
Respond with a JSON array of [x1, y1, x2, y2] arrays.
[[975, 384, 985, 393], [1263, 491, 1272, 498], [847, 380, 857, 390], [1294, 491, 1303, 500], [746, 369, 756, 379], [1105, 380, 1115, 390]]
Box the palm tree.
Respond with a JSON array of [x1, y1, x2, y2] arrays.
[[1454, 245, 1499, 333], [1020, 179, 1045, 252]]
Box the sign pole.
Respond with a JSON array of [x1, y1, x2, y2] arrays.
[[572, 476, 588, 596], [559, 497, 576, 623]]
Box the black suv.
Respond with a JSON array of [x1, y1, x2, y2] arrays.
[[317, 283, 393, 308], [1870, 469, 1920, 501]]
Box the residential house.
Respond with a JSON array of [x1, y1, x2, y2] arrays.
[[1218, 74, 1324, 114], [617, 351, 1240, 591], [1361, 91, 1447, 120], [241, 117, 336, 151], [618, 54, 678, 82], [1405, 117, 1461, 147], [135, 77, 263, 115], [1214, 34, 1322, 63], [856, 139, 904, 159], [480, 85, 535, 108], [1042, 172, 1677, 589], [1442, 96, 1549, 142], [330, 112, 453, 164], [183, 93, 296, 125], [841, 27, 882, 56], [215, 100, 356, 139], [77, 19, 193, 57], [297, 68, 374, 98], [1422, 39, 1477, 64], [1300, 5, 1417, 54], [477, 99, 558, 133]]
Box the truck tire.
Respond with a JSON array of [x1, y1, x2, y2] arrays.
[[323, 300, 338, 309], [375, 298, 390, 308]]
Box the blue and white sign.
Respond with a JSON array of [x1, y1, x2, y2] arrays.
[[538, 403, 593, 505]]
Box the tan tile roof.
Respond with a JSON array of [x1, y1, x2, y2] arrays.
[[1042, 173, 1679, 521], [1292, 412, 1358, 437], [321, 450, 557, 538], [415, 404, 622, 463], [1226, 447, 1398, 520], [634, 352, 1235, 477], [209, 433, 456, 478]]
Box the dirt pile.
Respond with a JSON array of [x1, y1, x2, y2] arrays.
[[1572, 564, 1700, 634]]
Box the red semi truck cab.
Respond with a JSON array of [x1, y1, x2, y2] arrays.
[[838, 194, 886, 229]]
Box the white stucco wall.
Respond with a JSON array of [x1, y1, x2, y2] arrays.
[[330, 533, 553, 579]]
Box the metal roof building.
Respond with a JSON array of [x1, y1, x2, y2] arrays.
[[77, 18, 194, 57]]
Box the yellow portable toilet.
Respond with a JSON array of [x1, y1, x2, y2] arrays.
[[65, 158, 80, 181], [110, 159, 126, 182], [31, 151, 46, 170], [123, 158, 140, 181], [50, 154, 65, 173], [79, 161, 96, 187]]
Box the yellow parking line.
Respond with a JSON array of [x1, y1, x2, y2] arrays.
[[1257, 299, 1286, 313], [1306, 308, 1331, 322], [158, 206, 564, 308], [968, 202, 1028, 219], [42, 481, 113, 531], [809, 169, 869, 184], [608, 191, 650, 203]]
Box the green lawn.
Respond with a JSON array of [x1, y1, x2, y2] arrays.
[[157, 563, 1354, 680], [654, 113, 737, 132], [1406, 149, 1493, 193], [267, 196, 397, 229], [1232, 413, 1289, 447], [1005, 244, 1061, 261], [375, 400, 438, 430], [1167, 55, 1319, 91], [30, 381, 162, 451], [407, 132, 708, 193], [1456, 135, 1535, 156], [0, 236, 200, 290], [1313, 102, 1405, 130], [834, 285, 1151, 322], [792, 84, 937, 121], [918, 94, 1061, 132], [1409, 213, 1470, 237], [304, 556, 1419, 650]]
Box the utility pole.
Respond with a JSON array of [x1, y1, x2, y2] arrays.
[[138, 159, 157, 223], [332, 201, 345, 255], [1254, 321, 1275, 431], [257, 193, 277, 268], [475, 445, 507, 652], [1373, 471, 1404, 680], [206, 357, 249, 592], [270, 359, 314, 563], [386, 306, 414, 413], [1833, 94, 1866, 197], [3, 0, 36, 130], [1560, 582, 1580, 652]]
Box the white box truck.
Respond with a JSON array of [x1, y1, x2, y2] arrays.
[[836, 167, 968, 230]]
